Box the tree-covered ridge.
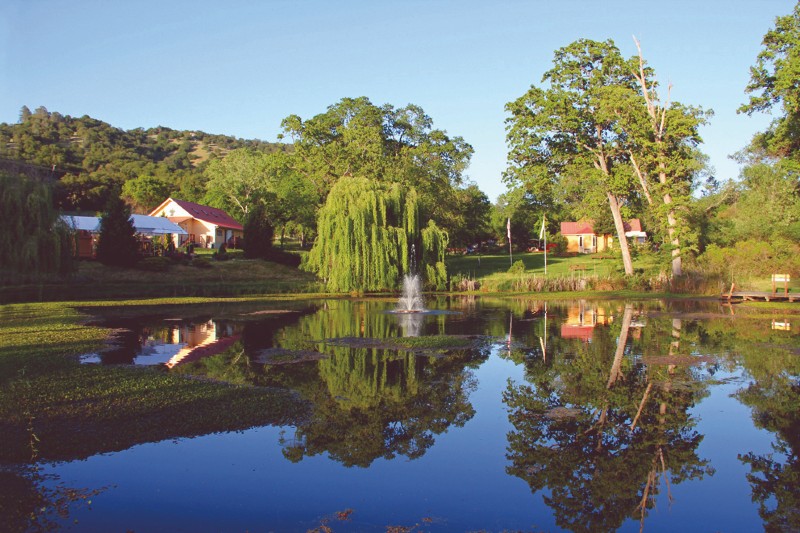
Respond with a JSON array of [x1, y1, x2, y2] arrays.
[[0, 106, 288, 212]]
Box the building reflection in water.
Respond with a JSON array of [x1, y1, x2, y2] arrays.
[[80, 319, 239, 366], [165, 320, 239, 368], [559, 300, 614, 342]]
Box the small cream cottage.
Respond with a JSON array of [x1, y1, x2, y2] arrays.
[[149, 198, 243, 249]]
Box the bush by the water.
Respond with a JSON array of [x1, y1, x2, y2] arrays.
[[264, 248, 301, 267], [450, 273, 480, 291], [695, 238, 800, 281]]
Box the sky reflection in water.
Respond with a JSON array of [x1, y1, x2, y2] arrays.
[[21, 297, 800, 531]]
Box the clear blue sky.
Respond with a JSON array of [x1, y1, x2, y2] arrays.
[[1, 0, 792, 202]]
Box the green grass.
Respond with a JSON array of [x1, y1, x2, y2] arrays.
[[447, 251, 619, 280], [1, 364, 307, 463], [0, 256, 320, 303], [0, 299, 309, 463], [446, 252, 624, 293]]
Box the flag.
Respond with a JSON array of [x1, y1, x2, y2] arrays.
[[507, 218, 511, 240], [539, 216, 546, 240]]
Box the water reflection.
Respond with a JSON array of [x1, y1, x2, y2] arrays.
[[80, 318, 240, 366], [504, 301, 715, 532], [559, 299, 614, 341], [397, 310, 424, 337], [168, 299, 490, 466], [29, 296, 800, 531], [732, 330, 800, 531]]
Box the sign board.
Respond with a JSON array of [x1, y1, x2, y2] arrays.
[[772, 274, 791, 295], [772, 320, 791, 331]]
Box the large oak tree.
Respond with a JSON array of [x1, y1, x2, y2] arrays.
[[506, 39, 638, 275]]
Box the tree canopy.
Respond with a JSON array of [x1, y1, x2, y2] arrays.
[[740, 2, 800, 161], [304, 176, 447, 292], [280, 97, 473, 236], [0, 107, 285, 212], [506, 39, 640, 275]]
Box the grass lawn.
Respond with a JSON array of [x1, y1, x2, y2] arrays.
[[1, 255, 320, 303], [447, 251, 620, 281], [0, 299, 308, 463]]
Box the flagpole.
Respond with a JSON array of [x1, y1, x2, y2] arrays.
[[507, 217, 513, 266], [543, 214, 547, 276]]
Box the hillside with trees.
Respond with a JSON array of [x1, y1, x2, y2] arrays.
[[0, 106, 287, 213]]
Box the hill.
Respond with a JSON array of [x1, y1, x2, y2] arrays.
[[0, 106, 289, 213]]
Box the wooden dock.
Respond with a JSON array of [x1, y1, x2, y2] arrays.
[[721, 276, 797, 302], [721, 291, 799, 302]]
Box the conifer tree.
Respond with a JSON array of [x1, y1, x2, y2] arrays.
[[96, 192, 139, 267], [243, 204, 274, 259]]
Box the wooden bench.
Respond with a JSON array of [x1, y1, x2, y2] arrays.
[[773, 274, 791, 295]]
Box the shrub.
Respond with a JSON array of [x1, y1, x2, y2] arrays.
[[264, 248, 301, 267], [212, 244, 231, 261], [696, 239, 800, 282], [508, 260, 526, 274], [548, 233, 568, 256]]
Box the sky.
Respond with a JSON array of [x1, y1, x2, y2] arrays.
[[1, 0, 794, 202]]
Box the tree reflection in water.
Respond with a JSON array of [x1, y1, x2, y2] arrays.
[[174, 299, 490, 468], [504, 302, 714, 532], [731, 323, 800, 532]]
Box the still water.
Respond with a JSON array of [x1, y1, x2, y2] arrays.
[[10, 296, 800, 531]]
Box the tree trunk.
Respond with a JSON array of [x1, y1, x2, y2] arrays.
[[658, 164, 682, 276], [607, 304, 634, 388], [607, 192, 634, 275], [633, 38, 684, 278]]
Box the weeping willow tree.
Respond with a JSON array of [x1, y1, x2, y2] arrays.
[[0, 172, 74, 283], [305, 176, 448, 292]]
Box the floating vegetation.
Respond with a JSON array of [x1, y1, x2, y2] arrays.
[[240, 309, 301, 316], [252, 348, 328, 365], [324, 334, 488, 355], [642, 354, 717, 366]]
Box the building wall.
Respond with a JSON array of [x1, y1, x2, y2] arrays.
[[151, 200, 238, 249], [564, 233, 613, 253]]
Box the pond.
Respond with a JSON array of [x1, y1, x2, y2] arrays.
[[4, 296, 800, 532]]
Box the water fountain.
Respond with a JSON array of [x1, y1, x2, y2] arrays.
[[396, 244, 426, 313], [396, 273, 425, 313]]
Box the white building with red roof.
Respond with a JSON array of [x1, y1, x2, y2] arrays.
[[560, 219, 646, 254], [149, 198, 244, 249]]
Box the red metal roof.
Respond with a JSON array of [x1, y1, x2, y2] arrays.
[[560, 221, 595, 235], [560, 219, 643, 235], [163, 198, 243, 231], [624, 219, 642, 232]]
